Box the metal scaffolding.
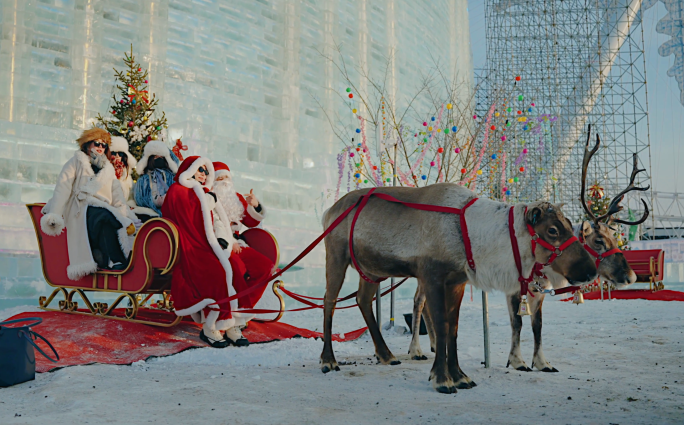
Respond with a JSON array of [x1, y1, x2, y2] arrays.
[[479, 0, 652, 222]]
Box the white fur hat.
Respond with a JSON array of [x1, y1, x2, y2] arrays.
[[110, 136, 136, 171], [136, 140, 179, 174]]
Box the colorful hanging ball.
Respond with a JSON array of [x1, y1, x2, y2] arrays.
[[372, 165, 378, 170], [523, 126, 528, 131], [356, 148, 360, 151], [444, 129, 449, 134], [364, 179, 368, 183], [423, 122, 428, 126], [423, 138, 428, 142], [506, 190, 511, 195], [119, 99, 124, 104], [495, 112, 500, 117], [452, 126, 457, 132], [421, 175, 427, 180], [518, 95, 524, 101], [531, 103, 535, 107], [502, 187, 508, 192], [352, 108, 357, 114], [519, 167, 525, 172], [428, 126, 433, 131], [348, 93, 353, 98], [128, 121, 134, 127], [355, 128, 361, 133], [522, 148, 528, 154], [528, 108, 532, 112], [491, 154, 497, 159], [386, 178, 391, 182], [515, 76, 521, 81], [490, 125, 496, 131], [507, 107, 512, 112], [461, 168, 467, 174], [431, 117, 435, 121], [430, 161, 435, 167], [346, 88, 351, 92], [473, 115, 477, 119], [508, 178, 514, 184], [355, 173, 361, 178], [446, 103, 453, 109], [156, 126, 162, 130], [513, 177, 519, 182], [501, 136, 506, 141], [477, 170, 483, 175], [455, 148, 461, 153], [137, 68, 141, 72], [438, 147, 444, 153], [357, 143, 362, 147], [414, 133, 418, 137], [350, 153, 355, 157], [132, 99, 137, 104], [517, 110, 522, 115]]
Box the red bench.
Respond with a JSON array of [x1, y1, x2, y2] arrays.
[[622, 249, 665, 291]]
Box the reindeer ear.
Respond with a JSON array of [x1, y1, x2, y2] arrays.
[[555, 202, 566, 210], [526, 207, 542, 225]]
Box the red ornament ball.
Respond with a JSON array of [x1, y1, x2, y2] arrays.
[[517, 110, 522, 115], [490, 125, 496, 130], [138, 68, 141, 72], [454, 148, 461, 153], [437, 147, 444, 153], [519, 167, 525, 172], [128, 121, 134, 127], [372, 166, 378, 170], [350, 153, 355, 157], [515, 76, 521, 81], [461, 168, 467, 174], [356, 147, 360, 151], [348, 93, 353, 98], [423, 122, 427, 126]]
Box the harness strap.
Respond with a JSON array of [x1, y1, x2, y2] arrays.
[[508, 206, 534, 297], [579, 233, 622, 268]]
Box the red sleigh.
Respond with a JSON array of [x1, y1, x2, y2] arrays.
[[27, 203, 285, 327]]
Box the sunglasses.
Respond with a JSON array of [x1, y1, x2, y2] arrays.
[[111, 151, 126, 158], [198, 166, 209, 176], [92, 141, 108, 149]]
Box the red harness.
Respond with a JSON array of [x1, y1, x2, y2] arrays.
[[349, 188, 479, 283], [508, 207, 579, 297], [579, 232, 622, 268]]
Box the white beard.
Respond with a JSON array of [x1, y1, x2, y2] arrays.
[[214, 180, 244, 224]]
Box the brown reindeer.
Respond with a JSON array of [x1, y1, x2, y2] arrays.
[[407, 130, 650, 373], [320, 183, 597, 393]]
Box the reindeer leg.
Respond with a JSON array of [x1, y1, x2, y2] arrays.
[[424, 280, 456, 394], [530, 293, 557, 372], [446, 281, 475, 389], [320, 253, 347, 374], [423, 296, 436, 353], [357, 278, 400, 365], [408, 284, 428, 360], [506, 292, 532, 372]]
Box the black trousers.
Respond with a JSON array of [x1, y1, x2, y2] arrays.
[[86, 206, 126, 268]]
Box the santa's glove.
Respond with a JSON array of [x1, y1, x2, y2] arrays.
[[217, 238, 229, 250], [40, 213, 65, 237], [126, 223, 136, 236]]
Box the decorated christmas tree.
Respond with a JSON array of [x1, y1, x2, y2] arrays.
[[584, 182, 611, 220], [96, 46, 168, 161]]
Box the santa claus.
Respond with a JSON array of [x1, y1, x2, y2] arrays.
[[211, 162, 275, 341], [162, 156, 267, 348]]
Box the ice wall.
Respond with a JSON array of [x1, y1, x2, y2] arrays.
[[0, 0, 472, 298]]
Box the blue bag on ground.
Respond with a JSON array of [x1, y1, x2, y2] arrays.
[[0, 317, 59, 387]]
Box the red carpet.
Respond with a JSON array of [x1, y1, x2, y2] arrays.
[[562, 289, 684, 302], [5, 311, 367, 373]]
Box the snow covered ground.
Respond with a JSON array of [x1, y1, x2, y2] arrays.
[[1, 290, 683, 424]]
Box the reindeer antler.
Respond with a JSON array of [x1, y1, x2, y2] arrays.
[[580, 125, 600, 223], [595, 153, 650, 224]]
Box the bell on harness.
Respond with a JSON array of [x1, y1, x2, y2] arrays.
[[572, 290, 585, 305], [518, 294, 531, 316]]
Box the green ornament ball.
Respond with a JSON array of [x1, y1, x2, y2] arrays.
[[363, 179, 368, 183], [518, 95, 524, 101], [444, 129, 449, 134], [346, 87, 351, 92], [507, 107, 512, 112], [513, 177, 519, 182], [156, 126, 162, 130]]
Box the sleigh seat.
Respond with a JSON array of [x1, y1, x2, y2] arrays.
[[622, 249, 665, 291], [27, 204, 285, 326]]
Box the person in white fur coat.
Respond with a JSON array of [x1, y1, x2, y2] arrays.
[[41, 128, 138, 279], [109, 136, 136, 200]]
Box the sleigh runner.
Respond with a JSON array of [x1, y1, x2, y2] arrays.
[[27, 203, 285, 326]]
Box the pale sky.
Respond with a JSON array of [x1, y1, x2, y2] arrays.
[[467, 1, 683, 194]]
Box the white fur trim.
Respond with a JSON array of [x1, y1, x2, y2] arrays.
[[214, 169, 231, 180], [246, 204, 265, 221], [178, 157, 215, 190], [40, 213, 65, 236], [136, 140, 178, 174], [131, 206, 160, 217], [66, 260, 98, 281]]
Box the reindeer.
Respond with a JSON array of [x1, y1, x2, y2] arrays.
[[320, 182, 597, 393], [407, 130, 650, 373]]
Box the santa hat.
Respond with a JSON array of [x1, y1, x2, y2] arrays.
[[175, 155, 215, 189], [110, 136, 137, 171], [76, 128, 110, 149], [136, 140, 179, 174], [212, 161, 231, 180]]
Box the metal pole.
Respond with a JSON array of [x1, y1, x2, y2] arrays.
[[481, 290, 490, 368], [389, 145, 398, 328]]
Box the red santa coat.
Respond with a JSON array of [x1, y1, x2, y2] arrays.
[[162, 156, 242, 331]]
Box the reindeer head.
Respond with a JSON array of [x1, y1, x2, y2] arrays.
[[579, 125, 649, 287], [579, 221, 636, 287], [525, 202, 597, 285]]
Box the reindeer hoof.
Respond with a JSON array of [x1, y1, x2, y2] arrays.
[[516, 366, 532, 372], [322, 366, 331, 374], [541, 367, 559, 373], [412, 355, 428, 361], [456, 381, 472, 389], [390, 360, 401, 366], [470, 380, 477, 387], [435, 385, 456, 394]]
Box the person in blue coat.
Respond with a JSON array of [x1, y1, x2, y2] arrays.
[[132, 140, 180, 220]]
